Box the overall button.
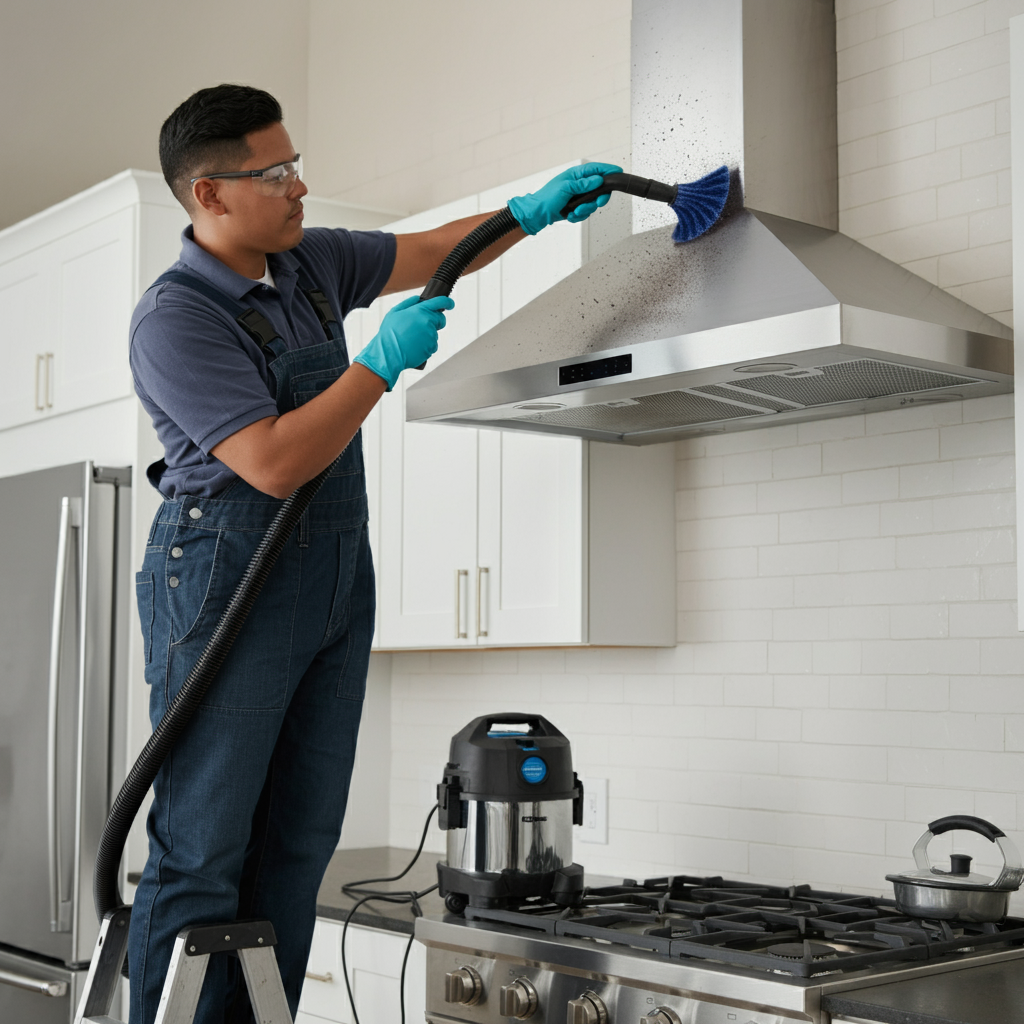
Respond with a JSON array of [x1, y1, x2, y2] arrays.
[[169, 577, 179, 588], [171, 547, 183, 558], [189, 507, 203, 520]]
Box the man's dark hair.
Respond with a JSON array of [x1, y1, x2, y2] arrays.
[[159, 84, 283, 209]]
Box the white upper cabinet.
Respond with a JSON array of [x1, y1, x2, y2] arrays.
[[0, 171, 189, 432], [52, 206, 136, 414]]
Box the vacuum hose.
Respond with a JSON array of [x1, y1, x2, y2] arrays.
[[93, 207, 522, 921]]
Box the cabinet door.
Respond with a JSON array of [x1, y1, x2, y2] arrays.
[[477, 429, 585, 644], [476, 170, 586, 645], [376, 198, 482, 649], [298, 921, 425, 1024], [0, 249, 53, 430], [51, 207, 136, 414]]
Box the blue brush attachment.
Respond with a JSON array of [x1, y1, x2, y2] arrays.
[[670, 164, 731, 243], [559, 166, 731, 242]]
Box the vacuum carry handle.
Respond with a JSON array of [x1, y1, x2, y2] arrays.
[[560, 172, 676, 217]]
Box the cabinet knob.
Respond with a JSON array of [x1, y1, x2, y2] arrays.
[[445, 965, 483, 1006], [643, 1009, 681, 1024], [567, 991, 607, 1024], [500, 978, 538, 1019]]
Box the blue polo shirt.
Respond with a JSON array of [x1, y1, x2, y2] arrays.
[[130, 225, 395, 499]]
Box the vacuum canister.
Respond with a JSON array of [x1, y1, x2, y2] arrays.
[[436, 713, 585, 914]]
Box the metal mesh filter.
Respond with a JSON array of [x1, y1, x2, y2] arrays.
[[517, 389, 767, 433], [729, 359, 979, 406]]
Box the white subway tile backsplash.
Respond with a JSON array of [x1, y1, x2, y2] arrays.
[[887, 675, 952, 710], [979, 638, 1024, 673], [759, 541, 840, 577], [829, 605, 892, 638], [936, 173, 1001, 217], [890, 604, 950, 637]]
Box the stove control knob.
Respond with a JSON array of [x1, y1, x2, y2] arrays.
[[445, 966, 483, 1006], [500, 978, 538, 1019], [643, 1010, 682, 1024], [567, 991, 608, 1024]]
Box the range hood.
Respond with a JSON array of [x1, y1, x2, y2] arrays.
[[406, 0, 1012, 444]]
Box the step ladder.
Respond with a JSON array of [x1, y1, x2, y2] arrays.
[[74, 907, 293, 1024]]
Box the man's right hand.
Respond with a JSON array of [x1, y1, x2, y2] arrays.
[[353, 294, 455, 390]]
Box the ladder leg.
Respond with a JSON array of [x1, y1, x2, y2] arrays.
[[239, 946, 293, 1024], [153, 934, 210, 1024], [75, 905, 131, 1024]]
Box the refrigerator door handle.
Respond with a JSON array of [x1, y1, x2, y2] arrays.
[[47, 495, 80, 934], [0, 967, 68, 998]]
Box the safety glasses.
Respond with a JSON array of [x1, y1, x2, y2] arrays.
[[191, 155, 303, 197]]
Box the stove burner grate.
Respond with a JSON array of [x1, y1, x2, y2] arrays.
[[461, 875, 1024, 978]]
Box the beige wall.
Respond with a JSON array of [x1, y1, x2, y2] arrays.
[[3, 1, 631, 232], [304, 0, 631, 214], [0, 0, 310, 231]]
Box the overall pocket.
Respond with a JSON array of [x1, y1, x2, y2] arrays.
[[165, 525, 298, 712], [166, 528, 224, 646], [135, 571, 154, 665]]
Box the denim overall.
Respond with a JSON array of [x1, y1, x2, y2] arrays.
[[130, 269, 374, 1024]]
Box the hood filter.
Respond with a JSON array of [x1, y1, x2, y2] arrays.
[[515, 359, 983, 438]]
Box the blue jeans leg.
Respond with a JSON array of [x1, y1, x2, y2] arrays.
[[128, 523, 373, 1024]]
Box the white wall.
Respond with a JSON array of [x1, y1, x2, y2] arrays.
[[0, 0, 311, 231], [304, 0, 631, 215], [383, 0, 1024, 908], [838, 0, 1023, 327]]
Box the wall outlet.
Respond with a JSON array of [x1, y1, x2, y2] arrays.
[[577, 777, 608, 845]]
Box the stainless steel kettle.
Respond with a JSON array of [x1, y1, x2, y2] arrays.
[[886, 815, 1023, 922]]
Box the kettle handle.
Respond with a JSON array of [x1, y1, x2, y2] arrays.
[[913, 815, 1023, 890], [928, 815, 1005, 841]]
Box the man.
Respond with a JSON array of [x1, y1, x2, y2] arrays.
[[129, 82, 617, 1023]]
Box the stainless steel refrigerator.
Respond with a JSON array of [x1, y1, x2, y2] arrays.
[[0, 461, 131, 1022]]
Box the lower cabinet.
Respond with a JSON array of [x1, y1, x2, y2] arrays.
[[297, 919, 425, 1024]]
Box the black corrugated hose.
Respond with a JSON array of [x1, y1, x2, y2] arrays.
[[93, 206, 521, 922]]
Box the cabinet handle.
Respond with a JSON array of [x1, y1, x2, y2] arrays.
[[477, 567, 489, 637], [45, 352, 54, 407], [455, 569, 468, 639], [304, 970, 333, 984], [35, 354, 45, 411]]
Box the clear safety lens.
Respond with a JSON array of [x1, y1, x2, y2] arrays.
[[252, 156, 303, 196]]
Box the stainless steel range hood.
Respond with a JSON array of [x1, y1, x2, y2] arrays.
[[406, 0, 1013, 444]]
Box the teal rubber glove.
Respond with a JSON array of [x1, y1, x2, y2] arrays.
[[353, 294, 454, 391], [507, 162, 623, 235]]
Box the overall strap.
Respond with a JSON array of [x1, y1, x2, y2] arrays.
[[152, 267, 343, 347], [153, 270, 283, 353], [295, 266, 344, 342]]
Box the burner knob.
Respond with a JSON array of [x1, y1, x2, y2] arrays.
[[445, 966, 483, 1006], [500, 978, 538, 1019], [567, 991, 608, 1024], [643, 1010, 682, 1024]]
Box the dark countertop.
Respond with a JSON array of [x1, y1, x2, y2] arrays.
[[822, 961, 1024, 1024], [315, 846, 445, 935]]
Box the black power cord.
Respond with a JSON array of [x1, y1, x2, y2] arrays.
[[339, 804, 439, 1024]]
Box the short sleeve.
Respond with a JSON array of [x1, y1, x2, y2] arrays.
[[293, 228, 396, 319]]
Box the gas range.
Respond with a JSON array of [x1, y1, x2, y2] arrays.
[[416, 875, 1024, 1024]]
